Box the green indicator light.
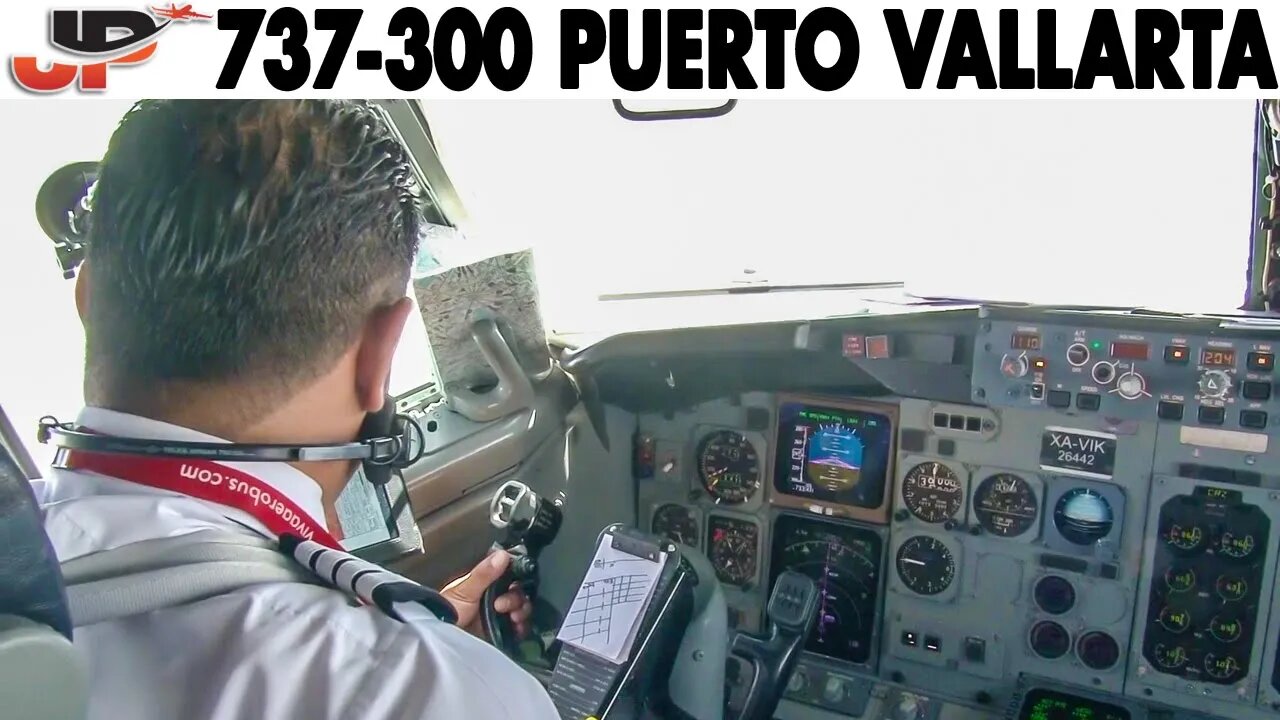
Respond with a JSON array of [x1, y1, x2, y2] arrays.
[[1091, 341, 1104, 350]]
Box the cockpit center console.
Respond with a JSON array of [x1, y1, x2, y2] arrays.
[[622, 306, 1280, 720]]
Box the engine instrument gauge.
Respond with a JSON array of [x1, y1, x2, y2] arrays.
[[707, 516, 758, 587], [974, 473, 1039, 538], [1164, 523, 1207, 553], [769, 514, 883, 666], [901, 462, 964, 523], [1208, 615, 1244, 644], [1053, 488, 1114, 546], [1217, 530, 1258, 561], [1152, 643, 1189, 671], [1216, 575, 1247, 602], [1157, 606, 1191, 634], [1164, 566, 1196, 594], [651, 504, 699, 547], [1204, 653, 1243, 682], [697, 430, 761, 505], [895, 535, 955, 596]]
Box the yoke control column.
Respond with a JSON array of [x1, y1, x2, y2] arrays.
[[729, 570, 820, 720]]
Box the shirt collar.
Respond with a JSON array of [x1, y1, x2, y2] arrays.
[[69, 406, 329, 534]]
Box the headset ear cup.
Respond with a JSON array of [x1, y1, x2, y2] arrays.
[[358, 395, 398, 486]]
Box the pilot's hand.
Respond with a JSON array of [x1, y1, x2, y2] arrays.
[[441, 550, 534, 641]]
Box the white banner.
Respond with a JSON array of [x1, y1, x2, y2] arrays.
[[3, 1, 1280, 98]]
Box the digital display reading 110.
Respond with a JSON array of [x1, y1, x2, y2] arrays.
[[1011, 332, 1042, 351]]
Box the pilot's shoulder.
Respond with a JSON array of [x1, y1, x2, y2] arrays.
[[246, 583, 556, 718]]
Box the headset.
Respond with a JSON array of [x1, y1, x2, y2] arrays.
[[36, 395, 426, 486]]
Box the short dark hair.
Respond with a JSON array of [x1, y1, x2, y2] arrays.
[[85, 100, 422, 410]]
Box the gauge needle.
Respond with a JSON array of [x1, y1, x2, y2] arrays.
[[902, 558, 926, 566]]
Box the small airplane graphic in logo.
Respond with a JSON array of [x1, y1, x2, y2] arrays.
[[150, 3, 211, 21]]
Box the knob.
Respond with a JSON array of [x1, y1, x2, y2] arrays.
[[1001, 352, 1029, 379], [1199, 370, 1232, 399], [1067, 343, 1091, 367], [1116, 369, 1148, 400], [1092, 362, 1116, 385], [823, 676, 846, 703], [787, 669, 809, 695]]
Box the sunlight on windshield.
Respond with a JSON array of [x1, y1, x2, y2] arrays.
[[420, 100, 1256, 330]]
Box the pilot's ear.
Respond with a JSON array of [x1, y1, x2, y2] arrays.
[[74, 262, 90, 325], [354, 296, 413, 413]]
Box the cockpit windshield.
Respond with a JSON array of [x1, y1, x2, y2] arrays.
[[419, 100, 1256, 330]]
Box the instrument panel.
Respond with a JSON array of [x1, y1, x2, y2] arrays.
[[630, 308, 1280, 720]]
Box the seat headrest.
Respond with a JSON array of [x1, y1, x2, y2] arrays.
[[0, 425, 71, 640]]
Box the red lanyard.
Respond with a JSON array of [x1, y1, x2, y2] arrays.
[[61, 450, 344, 550]]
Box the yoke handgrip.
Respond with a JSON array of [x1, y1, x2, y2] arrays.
[[730, 571, 820, 720]]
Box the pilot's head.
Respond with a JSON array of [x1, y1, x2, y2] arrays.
[[77, 100, 422, 486]]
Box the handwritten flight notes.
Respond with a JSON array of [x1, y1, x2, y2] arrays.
[[556, 534, 666, 664]]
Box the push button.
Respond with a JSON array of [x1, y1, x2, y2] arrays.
[[1248, 351, 1274, 372], [1157, 401, 1184, 421], [1030, 383, 1045, 400], [964, 637, 987, 663], [1076, 393, 1101, 411], [1164, 346, 1190, 364], [1242, 381, 1272, 401], [1047, 390, 1071, 408], [1240, 410, 1269, 430], [1198, 406, 1226, 425]]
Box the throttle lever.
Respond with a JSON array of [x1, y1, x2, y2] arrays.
[[730, 571, 820, 720]]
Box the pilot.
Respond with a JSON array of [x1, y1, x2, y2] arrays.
[[40, 100, 560, 719]]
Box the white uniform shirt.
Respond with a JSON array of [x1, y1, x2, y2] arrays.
[[40, 407, 560, 720]]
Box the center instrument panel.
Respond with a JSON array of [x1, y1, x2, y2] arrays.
[[630, 308, 1280, 720]]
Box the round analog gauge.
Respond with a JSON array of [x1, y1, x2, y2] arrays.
[[1209, 615, 1244, 644], [651, 504, 698, 547], [1053, 488, 1114, 546], [1217, 530, 1258, 561], [1204, 653, 1243, 682], [1077, 632, 1120, 671], [1152, 643, 1189, 671], [1164, 566, 1197, 594], [895, 535, 956, 596], [697, 430, 761, 505], [901, 462, 964, 523], [973, 473, 1039, 538], [1033, 575, 1076, 615], [1163, 522, 1207, 554], [1029, 621, 1071, 660], [1158, 606, 1192, 634], [1216, 575, 1248, 602], [707, 517, 758, 587]]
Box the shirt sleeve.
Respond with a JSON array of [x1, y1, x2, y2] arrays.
[[343, 614, 561, 720]]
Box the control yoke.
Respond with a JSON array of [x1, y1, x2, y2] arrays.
[[730, 571, 821, 720], [482, 480, 562, 655]]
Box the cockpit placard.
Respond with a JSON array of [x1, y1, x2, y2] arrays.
[[1039, 427, 1117, 480]]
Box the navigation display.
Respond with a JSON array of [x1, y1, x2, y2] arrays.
[[769, 514, 883, 666], [774, 402, 893, 508]]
